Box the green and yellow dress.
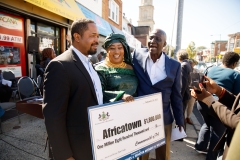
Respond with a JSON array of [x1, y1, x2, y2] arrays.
[[95, 63, 138, 103]]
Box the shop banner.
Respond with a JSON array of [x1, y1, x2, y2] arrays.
[[0, 33, 23, 43], [0, 12, 26, 76], [77, 3, 113, 37], [88, 93, 165, 160], [0, 14, 22, 30], [25, 0, 85, 21]]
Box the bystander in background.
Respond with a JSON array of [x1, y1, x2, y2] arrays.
[[40, 48, 56, 68], [177, 49, 192, 132], [195, 51, 240, 160], [185, 59, 198, 125]]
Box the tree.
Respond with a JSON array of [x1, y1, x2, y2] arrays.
[[164, 44, 175, 58], [186, 41, 196, 59]]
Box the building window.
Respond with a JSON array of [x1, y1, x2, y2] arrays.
[[108, 0, 119, 23], [30, 22, 60, 56]]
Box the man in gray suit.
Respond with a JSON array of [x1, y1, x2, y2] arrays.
[[43, 19, 103, 160]]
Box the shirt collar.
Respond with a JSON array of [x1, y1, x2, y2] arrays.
[[70, 45, 90, 64], [147, 51, 165, 63]]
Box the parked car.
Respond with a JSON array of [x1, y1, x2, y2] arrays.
[[194, 61, 207, 73], [212, 62, 222, 67], [205, 62, 213, 67]]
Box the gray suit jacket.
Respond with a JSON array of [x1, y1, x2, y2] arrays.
[[43, 49, 98, 160]]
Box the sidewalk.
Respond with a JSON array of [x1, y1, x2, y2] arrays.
[[148, 113, 205, 160], [0, 112, 205, 160]]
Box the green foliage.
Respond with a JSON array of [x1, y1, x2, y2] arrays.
[[186, 41, 196, 59], [165, 44, 175, 57]]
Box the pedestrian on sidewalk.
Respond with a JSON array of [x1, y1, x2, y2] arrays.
[[43, 19, 103, 160], [185, 59, 198, 125], [177, 49, 192, 131]]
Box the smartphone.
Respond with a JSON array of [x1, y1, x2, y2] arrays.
[[199, 73, 207, 88], [192, 82, 202, 94], [190, 73, 205, 94]]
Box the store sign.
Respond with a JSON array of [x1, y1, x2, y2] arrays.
[[77, 3, 112, 37], [0, 11, 26, 76], [0, 33, 23, 43], [25, 0, 85, 21], [0, 14, 22, 30]]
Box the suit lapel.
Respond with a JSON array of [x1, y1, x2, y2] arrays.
[[151, 53, 172, 88], [71, 50, 98, 103], [137, 50, 152, 85], [142, 53, 148, 73], [164, 53, 172, 76]]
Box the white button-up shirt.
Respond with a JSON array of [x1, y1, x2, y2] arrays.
[[71, 46, 103, 105], [146, 52, 167, 85]]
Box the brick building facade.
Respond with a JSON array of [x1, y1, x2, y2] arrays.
[[212, 41, 228, 56], [102, 0, 122, 30]]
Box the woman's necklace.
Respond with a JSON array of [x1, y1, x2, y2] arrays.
[[105, 57, 127, 68]]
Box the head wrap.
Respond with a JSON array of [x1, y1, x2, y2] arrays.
[[102, 33, 132, 65]]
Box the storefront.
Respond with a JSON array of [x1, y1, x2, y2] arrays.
[[30, 22, 61, 57], [0, 0, 85, 77]]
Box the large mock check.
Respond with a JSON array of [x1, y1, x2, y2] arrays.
[[88, 93, 165, 160]]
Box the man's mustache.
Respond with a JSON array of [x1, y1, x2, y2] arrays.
[[91, 42, 99, 46]]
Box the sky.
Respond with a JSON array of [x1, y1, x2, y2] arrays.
[[122, 0, 240, 49]]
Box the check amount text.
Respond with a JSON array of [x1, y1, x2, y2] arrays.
[[144, 114, 161, 124]]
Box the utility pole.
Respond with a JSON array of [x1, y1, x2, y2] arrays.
[[174, 0, 184, 59]]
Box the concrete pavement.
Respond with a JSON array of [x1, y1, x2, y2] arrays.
[[0, 110, 206, 160], [148, 113, 205, 160]]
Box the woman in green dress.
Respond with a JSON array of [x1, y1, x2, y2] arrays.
[[95, 33, 138, 103]]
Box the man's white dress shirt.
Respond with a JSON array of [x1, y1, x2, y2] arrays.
[[71, 46, 103, 105], [146, 52, 167, 85]]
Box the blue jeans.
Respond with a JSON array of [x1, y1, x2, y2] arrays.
[[195, 101, 226, 160]]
